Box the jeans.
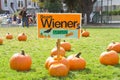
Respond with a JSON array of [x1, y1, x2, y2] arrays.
[[22, 17, 29, 27]]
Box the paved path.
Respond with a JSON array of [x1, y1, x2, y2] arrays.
[[83, 23, 120, 28]]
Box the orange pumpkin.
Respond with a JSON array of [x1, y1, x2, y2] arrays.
[[45, 56, 53, 69], [49, 63, 69, 77], [10, 50, 32, 71], [18, 33, 27, 41], [6, 33, 13, 39], [82, 29, 90, 37], [0, 38, 3, 45], [45, 56, 69, 70], [50, 47, 65, 57], [99, 50, 119, 65], [107, 42, 120, 53], [60, 40, 71, 51], [67, 52, 86, 70]]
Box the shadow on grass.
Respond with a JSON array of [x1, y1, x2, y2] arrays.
[[67, 50, 75, 52], [68, 68, 91, 77], [17, 68, 36, 73], [114, 64, 120, 68], [78, 68, 92, 74]]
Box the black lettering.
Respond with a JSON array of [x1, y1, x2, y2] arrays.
[[61, 21, 67, 28], [55, 21, 61, 28], [41, 17, 52, 28], [40, 15, 78, 28], [68, 21, 73, 28]]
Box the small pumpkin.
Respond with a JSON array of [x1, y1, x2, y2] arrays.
[[45, 56, 53, 69], [60, 40, 71, 51], [67, 52, 86, 70], [10, 50, 32, 71], [51, 40, 66, 57], [0, 38, 3, 45], [50, 47, 65, 57], [6, 33, 13, 39], [99, 50, 119, 65], [18, 33, 27, 41], [107, 42, 120, 53], [49, 63, 69, 77], [45, 56, 69, 70], [82, 29, 90, 37]]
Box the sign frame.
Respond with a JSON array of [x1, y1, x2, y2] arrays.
[[37, 13, 82, 39]]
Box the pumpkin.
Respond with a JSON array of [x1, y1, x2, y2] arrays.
[[107, 42, 120, 53], [45, 56, 53, 69], [60, 40, 71, 51], [51, 40, 66, 56], [67, 52, 86, 70], [45, 56, 69, 70], [82, 29, 90, 37], [18, 33, 27, 41], [50, 47, 65, 57], [0, 38, 3, 45], [49, 63, 69, 77], [10, 50, 32, 71], [99, 50, 119, 65], [6, 33, 13, 39]]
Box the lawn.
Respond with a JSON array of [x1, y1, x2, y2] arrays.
[[0, 26, 120, 80]]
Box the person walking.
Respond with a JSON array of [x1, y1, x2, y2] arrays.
[[19, 7, 29, 27]]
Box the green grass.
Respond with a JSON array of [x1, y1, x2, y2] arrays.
[[0, 26, 120, 80]]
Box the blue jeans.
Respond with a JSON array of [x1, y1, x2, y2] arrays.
[[22, 17, 29, 27]]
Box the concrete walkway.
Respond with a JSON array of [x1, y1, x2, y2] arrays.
[[0, 23, 37, 27], [83, 23, 120, 28]]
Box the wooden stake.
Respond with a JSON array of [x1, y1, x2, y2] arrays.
[[57, 39, 61, 58]]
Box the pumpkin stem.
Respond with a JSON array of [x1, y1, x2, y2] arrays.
[[112, 42, 115, 44], [107, 48, 110, 51], [75, 52, 81, 58], [22, 33, 25, 35], [63, 40, 66, 42], [21, 50, 25, 55]]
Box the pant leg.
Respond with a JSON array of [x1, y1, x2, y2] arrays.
[[25, 17, 29, 27], [22, 17, 25, 27]]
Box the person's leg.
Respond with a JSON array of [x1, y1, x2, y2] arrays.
[[22, 17, 25, 27], [25, 17, 29, 28]]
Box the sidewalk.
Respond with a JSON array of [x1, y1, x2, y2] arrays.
[[83, 23, 120, 28], [0, 23, 37, 27]]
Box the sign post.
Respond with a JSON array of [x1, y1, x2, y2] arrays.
[[37, 13, 82, 39]]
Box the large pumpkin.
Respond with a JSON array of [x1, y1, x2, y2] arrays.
[[45, 56, 69, 70], [49, 63, 69, 77], [107, 42, 120, 53], [6, 33, 13, 39], [82, 29, 90, 37], [67, 52, 86, 70], [10, 50, 32, 71], [50, 47, 66, 57], [18, 33, 27, 41], [99, 50, 119, 65], [60, 40, 71, 51], [0, 38, 3, 45]]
